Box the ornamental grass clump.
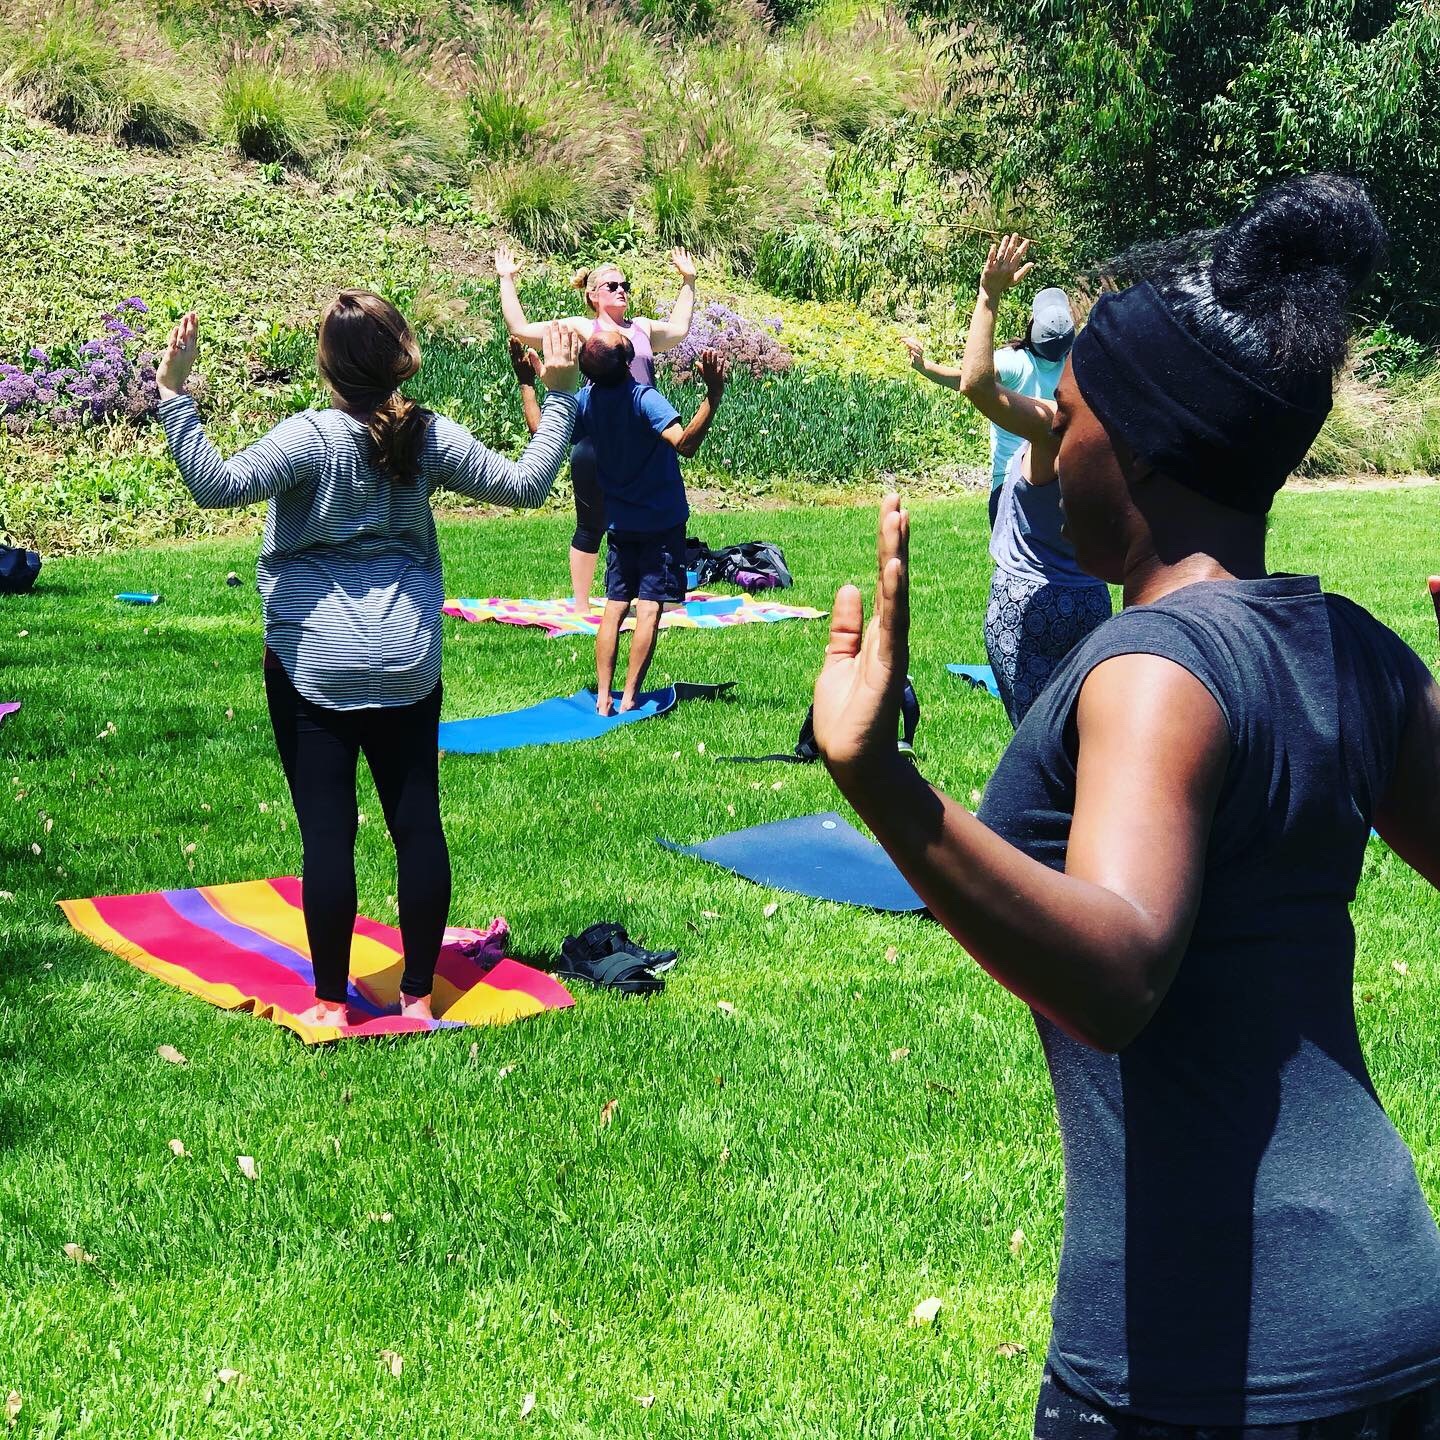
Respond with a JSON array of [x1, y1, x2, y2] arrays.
[[655, 300, 793, 381], [0, 300, 164, 434], [0, 11, 206, 146], [216, 59, 332, 167]]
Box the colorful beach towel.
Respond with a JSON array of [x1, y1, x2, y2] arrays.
[[439, 681, 733, 755], [0, 702, 18, 727], [59, 877, 574, 1044], [442, 591, 825, 639], [659, 812, 926, 914]]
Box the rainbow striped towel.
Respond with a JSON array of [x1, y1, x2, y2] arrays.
[[442, 591, 824, 638], [59, 877, 573, 1044]]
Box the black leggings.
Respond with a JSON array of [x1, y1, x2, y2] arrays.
[[1035, 1368, 1440, 1440], [571, 437, 605, 554], [265, 666, 450, 1004]]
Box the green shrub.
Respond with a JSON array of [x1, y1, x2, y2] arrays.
[[317, 58, 462, 198], [216, 61, 332, 166], [772, 18, 922, 141], [1302, 367, 1440, 478], [480, 141, 630, 250], [0, 12, 206, 146]]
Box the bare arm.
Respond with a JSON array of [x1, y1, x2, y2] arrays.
[[900, 336, 964, 391], [494, 246, 556, 346], [959, 236, 1058, 459], [664, 350, 728, 459], [1372, 581, 1440, 885], [509, 340, 542, 436], [647, 249, 698, 353], [813, 499, 1230, 1053]]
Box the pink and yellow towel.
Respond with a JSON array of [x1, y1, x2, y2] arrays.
[[59, 877, 573, 1044], [442, 591, 824, 638]]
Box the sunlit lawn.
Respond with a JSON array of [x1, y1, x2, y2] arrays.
[[2, 488, 1439, 1437]]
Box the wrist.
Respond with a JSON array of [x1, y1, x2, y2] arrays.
[[826, 748, 921, 809]]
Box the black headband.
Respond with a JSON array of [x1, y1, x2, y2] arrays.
[[1070, 281, 1331, 515]]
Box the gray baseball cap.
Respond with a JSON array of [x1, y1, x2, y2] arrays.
[[1031, 286, 1076, 361]]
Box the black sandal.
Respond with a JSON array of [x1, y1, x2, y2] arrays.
[[556, 923, 675, 996]]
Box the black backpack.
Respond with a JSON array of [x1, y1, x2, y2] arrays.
[[687, 539, 793, 592], [0, 546, 41, 595], [722, 681, 920, 764]]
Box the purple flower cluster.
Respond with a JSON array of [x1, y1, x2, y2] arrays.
[[0, 300, 160, 433], [655, 300, 793, 382]]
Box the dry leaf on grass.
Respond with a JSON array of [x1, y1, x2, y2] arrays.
[[4, 1390, 20, 1426], [635, 1394, 656, 1408], [62, 1243, 94, 1264], [762, 901, 779, 918], [237, 1156, 258, 1180], [520, 1392, 536, 1419], [716, 1000, 735, 1016], [379, 1349, 403, 1378], [995, 1341, 1027, 1358], [168, 1139, 187, 1157], [599, 1099, 619, 1129], [497, 1064, 520, 1080], [701, 909, 720, 920], [1393, 960, 1410, 976], [1009, 1228, 1026, 1257], [216, 1368, 244, 1385], [156, 1044, 188, 1065], [884, 946, 899, 964], [718, 1145, 731, 1167], [909, 1296, 943, 1327], [889, 1047, 911, 1063]]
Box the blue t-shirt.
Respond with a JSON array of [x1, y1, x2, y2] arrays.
[[573, 382, 688, 535], [979, 577, 1440, 1426], [991, 347, 1065, 490]]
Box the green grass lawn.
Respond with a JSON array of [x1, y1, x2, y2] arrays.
[[3, 489, 1440, 1437]]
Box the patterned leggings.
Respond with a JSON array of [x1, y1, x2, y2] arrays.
[[1034, 1367, 1440, 1440], [984, 569, 1112, 728]]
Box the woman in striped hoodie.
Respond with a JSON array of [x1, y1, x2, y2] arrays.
[[154, 294, 580, 1027]]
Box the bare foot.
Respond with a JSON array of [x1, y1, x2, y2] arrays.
[[296, 1000, 348, 1027], [617, 693, 637, 713], [399, 993, 434, 1021], [597, 694, 614, 717]]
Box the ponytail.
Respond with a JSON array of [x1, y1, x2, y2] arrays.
[[317, 289, 433, 485], [366, 392, 431, 486]]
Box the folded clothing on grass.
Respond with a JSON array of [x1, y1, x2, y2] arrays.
[[59, 877, 573, 1044], [442, 592, 824, 638]]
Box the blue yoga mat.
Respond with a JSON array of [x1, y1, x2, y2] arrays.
[[440, 681, 732, 755], [947, 663, 1001, 699], [659, 811, 926, 913]]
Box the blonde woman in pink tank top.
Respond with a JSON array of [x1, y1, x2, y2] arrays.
[[495, 246, 699, 611]]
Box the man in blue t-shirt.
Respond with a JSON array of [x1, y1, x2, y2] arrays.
[[574, 333, 729, 715]]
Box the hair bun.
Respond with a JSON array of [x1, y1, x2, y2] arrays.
[[1211, 173, 1387, 314], [570, 268, 590, 291]]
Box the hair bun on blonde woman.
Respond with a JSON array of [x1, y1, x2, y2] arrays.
[[570, 268, 592, 292]]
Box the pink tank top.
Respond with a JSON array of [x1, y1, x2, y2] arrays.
[[591, 318, 655, 386]]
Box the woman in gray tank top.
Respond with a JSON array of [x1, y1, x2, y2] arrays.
[[812, 176, 1440, 1436], [957, 235, 1110, 726]]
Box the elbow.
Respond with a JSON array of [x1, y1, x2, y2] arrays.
[[676, 439, 700, 459], [1072, 1004, 1154, 1055], [958, 374, 987, 402]]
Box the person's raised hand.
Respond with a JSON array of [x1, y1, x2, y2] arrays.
[[155, 312, 199, 401], [698, 348, 729, 398], [493, 245, 522, 281], [670, 248, 698, 284], [509, 337, 539, 385], [528, 321, 580, 393], [812, 494, 911, 774], [1429, 576, 1440, 643], [981, 233, 1034, 300], [900, 335, 926, 370]]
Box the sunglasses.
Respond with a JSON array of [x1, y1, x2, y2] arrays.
[[598, 279, 630, 293]]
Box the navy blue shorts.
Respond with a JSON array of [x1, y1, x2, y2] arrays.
[[605, 526, 687, 604]]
